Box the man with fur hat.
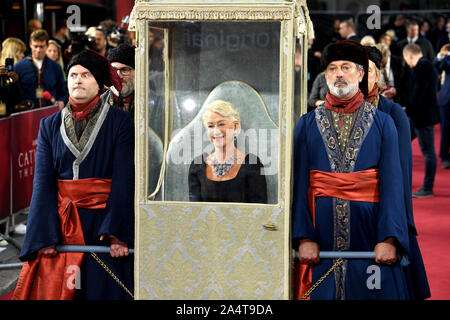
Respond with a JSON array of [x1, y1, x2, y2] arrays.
[[108, 44, 136, 117], [13, 50, 134, 300], [293, 40, 414, 300]]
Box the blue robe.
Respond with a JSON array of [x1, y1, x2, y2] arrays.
[[19, 90, 134, 300], [377, 95, 430, 299], [433, 55, 450, 162], [293, 101, 412, 300]]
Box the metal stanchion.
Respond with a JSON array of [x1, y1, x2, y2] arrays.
[[0, 233, 22, 251]]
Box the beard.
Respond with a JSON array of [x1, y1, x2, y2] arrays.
[[121, 79, 135, 97], [327, 78, 359, 99]]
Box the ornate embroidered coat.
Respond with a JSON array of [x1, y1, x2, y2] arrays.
[[19, 89, 135, 300], [292, 101, 413, 300]]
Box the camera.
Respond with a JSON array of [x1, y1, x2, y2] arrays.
[[109, 26, 125, 45], [0, 59, 13, 89], [0, 59, 24, 116], [67, 33, 96, 57], [106, 16, 132, 47], [6, 58, 14, 72], [108, 26, 131, 46]]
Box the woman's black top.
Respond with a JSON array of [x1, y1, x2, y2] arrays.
[[188, 153, 268, 203]]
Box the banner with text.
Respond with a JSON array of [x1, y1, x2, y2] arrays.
[[10, 106, 59, 213]]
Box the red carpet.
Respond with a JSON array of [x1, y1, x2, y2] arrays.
[[412, 125, 450, 300], [0, 291, 13, 300]]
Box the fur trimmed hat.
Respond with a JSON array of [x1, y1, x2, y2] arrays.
[[365, 46, 382, 69], [321, 40, 369, 97], [67, 49, 122, 92], [107, 44, 136, 69]]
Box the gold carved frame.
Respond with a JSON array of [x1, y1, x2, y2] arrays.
[[132, 0, 311, 300]]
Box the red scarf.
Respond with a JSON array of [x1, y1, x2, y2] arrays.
[[69, 95, 100, 120], [324, 90, 364, 114], [113, 94, 132, 104], [366, 85, 379, 104]]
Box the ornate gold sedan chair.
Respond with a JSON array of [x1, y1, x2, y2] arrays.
[[129, 0, 313, 299]]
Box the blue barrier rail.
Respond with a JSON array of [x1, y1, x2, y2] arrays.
[[295, 251, 376, 259], [56, 245, 135, 254]]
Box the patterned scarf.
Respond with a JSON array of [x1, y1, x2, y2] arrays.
[[69, 95, 100, 140]]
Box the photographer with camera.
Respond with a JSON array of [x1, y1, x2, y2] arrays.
[[0, 60, 25, 117], [100, 18, 132, 49], [108, 26, 132, 48], [65, 31, 95, 62], [15, 30, 67, 109], [86, 27, 109, 57]]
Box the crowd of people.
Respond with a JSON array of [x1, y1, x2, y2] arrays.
[[0, 17, 144, 299], [0, 16, 149, 243], [306, 15, 450, 198], [0, 18, 144, 116], [0, 11, 448, 300]]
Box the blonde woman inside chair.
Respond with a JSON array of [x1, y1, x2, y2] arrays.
[[188, 100, 268, 203]]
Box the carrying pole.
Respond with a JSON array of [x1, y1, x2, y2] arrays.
[[296, 251, 376, 259], [0, 245, 135, 270], [56, 245, 135, 254]]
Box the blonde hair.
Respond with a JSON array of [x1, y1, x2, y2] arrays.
[[384, 29, 395, 40], [47, 40, 64, 71], [1, 37, 26, 65], [376, 43, 390, 58], [403, 44, 422, 56], [360, 35, 376, 46], [203, 100, 240, 127], [374, 43, 389, 89]]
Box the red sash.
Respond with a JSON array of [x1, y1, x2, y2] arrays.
[[295, 169, 379, 300], [13, 178, 112, 300]]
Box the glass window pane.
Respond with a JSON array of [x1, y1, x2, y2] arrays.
[[148, 27, 165, 201], [148, 21, 280, 204]]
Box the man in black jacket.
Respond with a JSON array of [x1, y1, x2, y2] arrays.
[[403, 44, 440, 198], [397, 20, 435, 61], [396, 21, 435, 110], [435, 20, 450, 54], [338, 19, 360, 43]]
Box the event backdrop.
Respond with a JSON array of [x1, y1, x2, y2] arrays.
[[0, 107, 60, 215]]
